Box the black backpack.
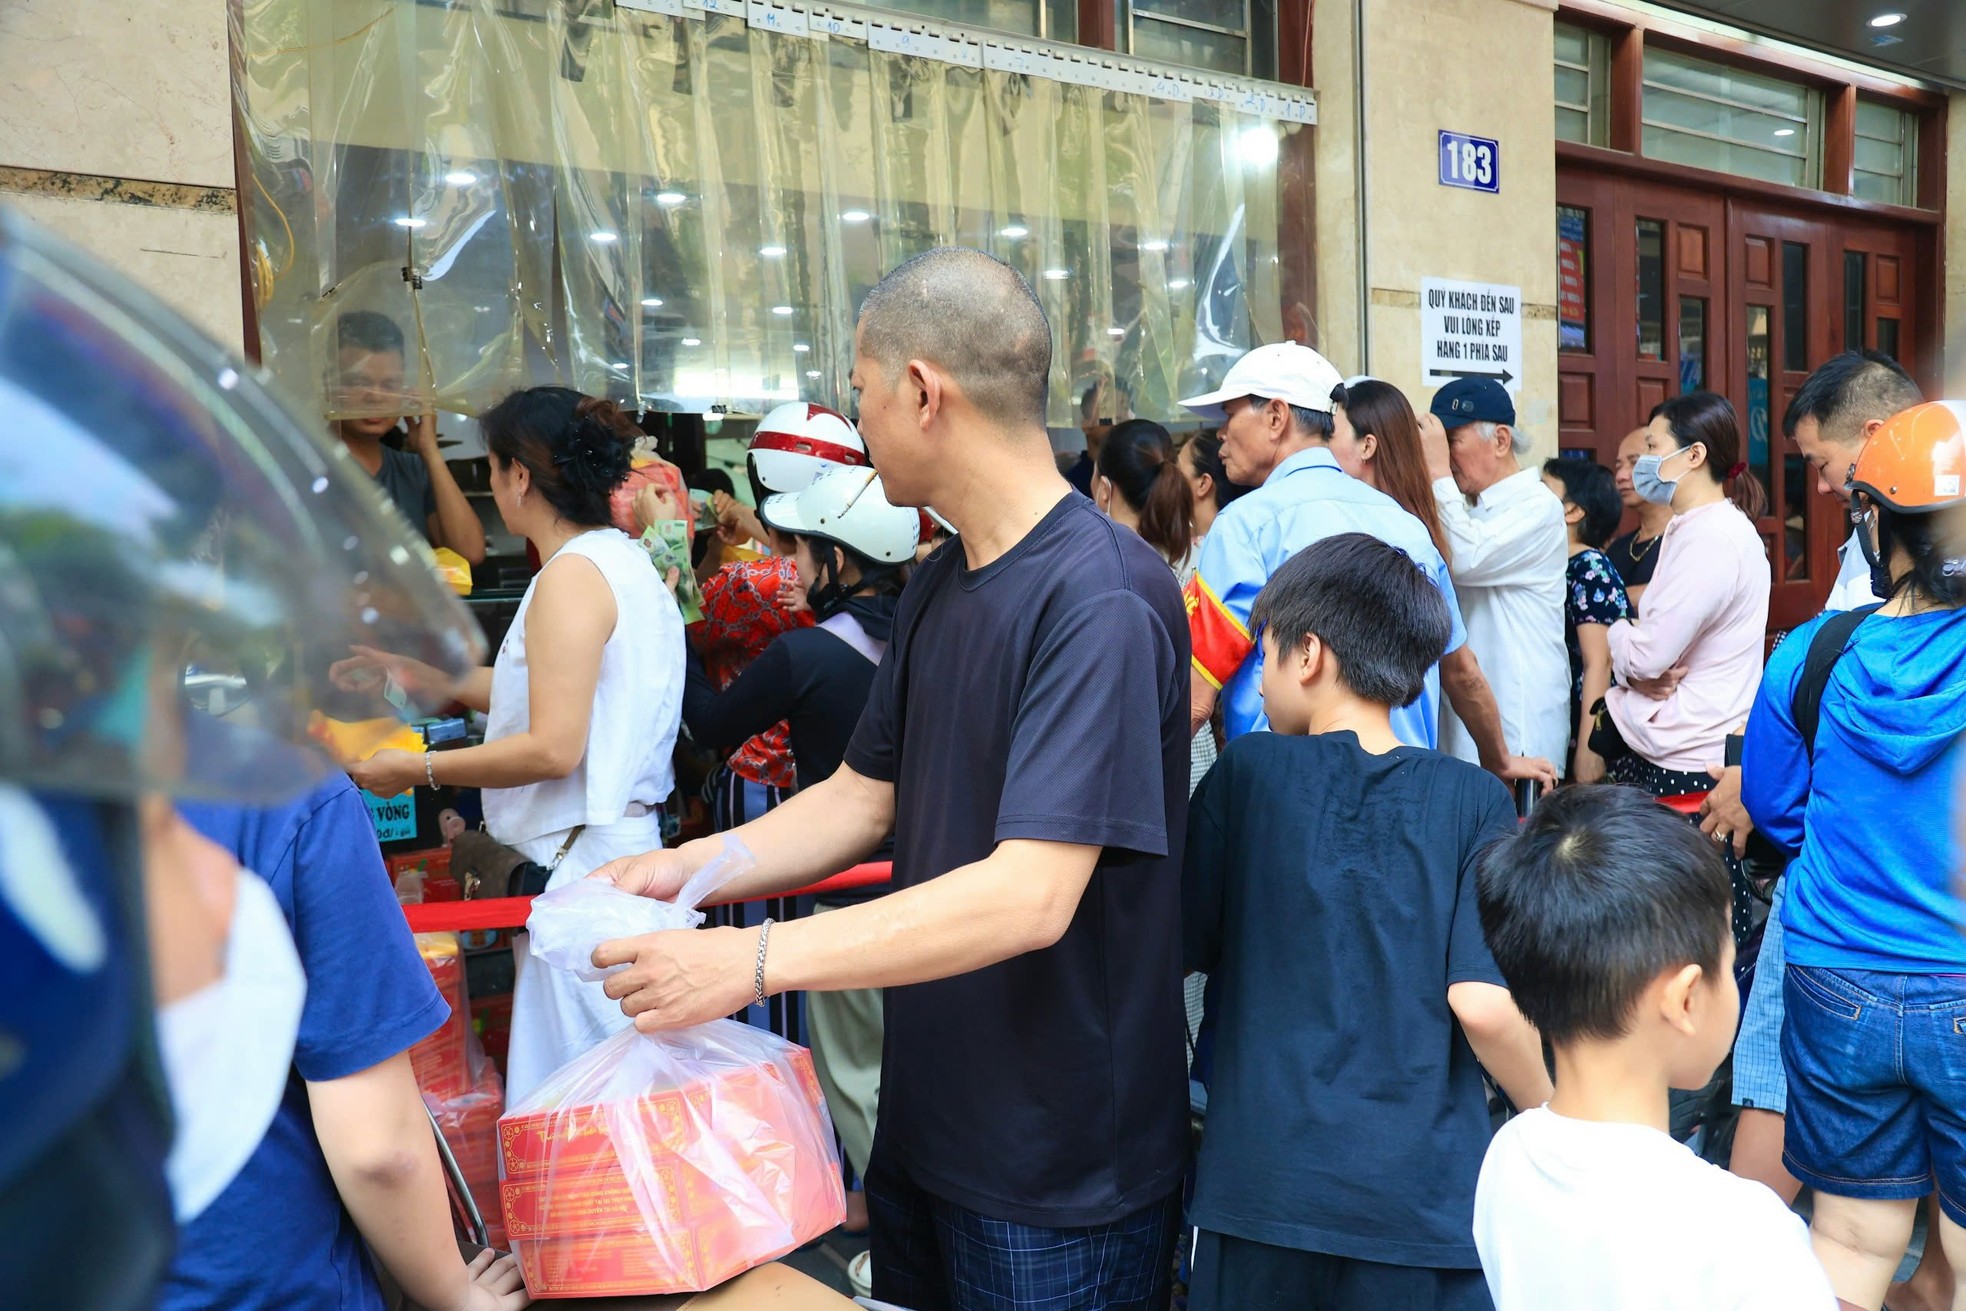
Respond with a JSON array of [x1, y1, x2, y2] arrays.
[[1789, 603, 1882, 759]]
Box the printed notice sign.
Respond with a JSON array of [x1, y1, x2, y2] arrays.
[[362, 789, 418, 844], [1421, 277, 1523, 394]]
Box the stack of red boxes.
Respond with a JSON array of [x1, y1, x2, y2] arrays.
[[496, 1029, 845, 1297], [411, 931, 507, 1247]]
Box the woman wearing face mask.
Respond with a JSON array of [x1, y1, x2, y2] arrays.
[[1739, 402, 1966, 1310], [1598, 391, 1770, 944], [1093, 419, 1218, 794], [347, 388, 686, 1103], [1329, 378, 1455, 567]]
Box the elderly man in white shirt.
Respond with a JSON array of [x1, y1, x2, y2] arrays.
[[1419, 378, 1571, 777]]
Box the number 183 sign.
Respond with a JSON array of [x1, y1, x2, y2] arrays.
[[1438, 131, 1499, 194]]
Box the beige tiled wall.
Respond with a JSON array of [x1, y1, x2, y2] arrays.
[[0, 0, 244, 351]]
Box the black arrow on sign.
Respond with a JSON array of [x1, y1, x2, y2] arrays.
[[1433, 367, 1515, 384]]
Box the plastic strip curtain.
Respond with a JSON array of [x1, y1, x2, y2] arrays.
[[234, 0, 1297, 424]]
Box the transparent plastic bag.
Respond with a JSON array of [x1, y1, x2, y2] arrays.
[[525, 837, 753, 982], [501, 837, 843, 1295]]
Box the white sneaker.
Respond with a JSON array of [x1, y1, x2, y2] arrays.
[[849, 1249, 874, 1299]]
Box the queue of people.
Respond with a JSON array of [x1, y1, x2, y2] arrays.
[[13, 217, 1963, 1311]]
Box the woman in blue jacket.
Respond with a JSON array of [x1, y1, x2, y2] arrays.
[[1742, 401, 1966, 1311]]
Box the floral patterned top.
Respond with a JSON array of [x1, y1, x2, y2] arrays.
[[1565, 548, 1632, 746], [694, 557, 813, 789]]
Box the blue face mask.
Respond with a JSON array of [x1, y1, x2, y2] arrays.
[[1631, 443, 1699, 506]]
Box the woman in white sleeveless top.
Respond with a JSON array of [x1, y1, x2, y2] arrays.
[[349, 387, 684, 1103]]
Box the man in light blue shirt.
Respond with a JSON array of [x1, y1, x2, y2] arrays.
[[1182, 344, 1554, 787]]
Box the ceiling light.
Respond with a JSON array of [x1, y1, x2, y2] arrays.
[[610, 362, 629, 371], [681, 337, 702, 347], [1868, 12, 1906, 28], [445, 170, 479, 187], [393, 216, 427, 229], [1000, 224, 1030, 238], [1141, 239, 1170, 252], [759, 244, 788, 259], [656, 191, 687, 206], [1168, 278, 1192, 290], [1042, 268, 1070, 281], [641, 296, 664, 307], [1108, 327, 1126, 337], [1237, 125, 1280, 167], [590, 231, 618, 243], [841, 209, 872, 223], [1773, 128, 1796, 137], [793, 343, 811, 353], [771, 305, 795, 316], [806, 370, 822, 379]]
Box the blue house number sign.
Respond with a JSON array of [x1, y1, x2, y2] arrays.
[[1439, 131, 1500, 194]]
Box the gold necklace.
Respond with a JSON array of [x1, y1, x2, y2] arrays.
[[1627, 530, 1662, 562]]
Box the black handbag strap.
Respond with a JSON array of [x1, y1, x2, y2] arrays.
[[1791, 604, 1880, 760]]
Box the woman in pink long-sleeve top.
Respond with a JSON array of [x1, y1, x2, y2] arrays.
[[1602, 391, 1770, 943]]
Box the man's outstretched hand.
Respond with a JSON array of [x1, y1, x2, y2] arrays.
[[593, 925, 757, 1032], [587, 848, 696, 902]]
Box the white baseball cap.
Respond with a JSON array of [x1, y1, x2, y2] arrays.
[[1180, 343, 1346, 422]]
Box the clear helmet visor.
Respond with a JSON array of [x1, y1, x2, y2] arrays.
[[0, 210, 486, 802]]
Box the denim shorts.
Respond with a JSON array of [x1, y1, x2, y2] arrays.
[[1781, 964, 1966, 1226], [1732, 880, 1790, 1114]]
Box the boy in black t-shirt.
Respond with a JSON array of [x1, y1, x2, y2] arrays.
[[1182, 533, 1552, 1311]]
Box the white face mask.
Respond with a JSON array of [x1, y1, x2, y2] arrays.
[[156, 869, 306, 1222]]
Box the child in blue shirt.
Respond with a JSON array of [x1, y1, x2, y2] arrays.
[[163, 766, 528, 1311], [1182, 532, 1550, 1311]]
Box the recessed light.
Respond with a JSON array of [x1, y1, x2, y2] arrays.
[[1141, 239, 1170, 252], [681, 337, 702, 347], [394, 216, 426, 229], [610, 362, 629, 371], [771, 305, 795, 316], [759, 244, 788, 259], [1108, 327, 1126, 337], [841, 209, 872, 223], [1868, 11, 1906, 28], [1238, 125, 1280, 167], [793, 343, 811, 353], [806, 370, 822, 379], [1773, 128, 1796, 138], [1042, 268, 1070, 281], [641, 296, 664, 307], [445, 170, 479, 187], [1168, 278, 1192, 290], [1000, 224, 1030, 238], [590, 231, 618, 243], [656, 191, 687, 206]]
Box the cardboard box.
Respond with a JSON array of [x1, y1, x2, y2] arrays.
[[498, 1042, 844, 1298]]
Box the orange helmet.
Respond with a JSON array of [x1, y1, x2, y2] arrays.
[[1849, 400, 1966, 513]]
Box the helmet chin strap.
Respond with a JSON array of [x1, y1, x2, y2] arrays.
[[1855, 501, 1896, 601]]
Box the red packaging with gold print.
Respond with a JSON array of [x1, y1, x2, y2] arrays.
[[496, 1020, 843, 1298], [411, 932, 471, 1098]]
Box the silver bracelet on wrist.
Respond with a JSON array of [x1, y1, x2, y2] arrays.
[[423, 748, 437, 789], [754, 918, 774, 1007]]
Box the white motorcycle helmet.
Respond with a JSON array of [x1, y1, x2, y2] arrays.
[[761, 466, 920, 566], [747, 402, 868, 495]]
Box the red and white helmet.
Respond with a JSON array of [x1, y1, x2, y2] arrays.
[[760, 466, 920, 564], [747, 402, 868, 494]]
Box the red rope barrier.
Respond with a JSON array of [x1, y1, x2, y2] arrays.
[[400, 861, 893, 934]]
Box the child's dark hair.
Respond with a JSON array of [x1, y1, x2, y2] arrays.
[[1181, 431, 1251, 510], [336, 309, 405, 358], [480, 386, 638, 527], [1542, 458, 1624, 548], [1097, 419, 1194, 563], [1247, 532, 1450, 708], [1476, 786, 1731, 1045]]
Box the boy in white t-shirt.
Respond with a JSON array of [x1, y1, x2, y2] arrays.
[[1471, 787, 1847, 1311]]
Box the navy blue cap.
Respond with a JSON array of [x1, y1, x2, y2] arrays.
[[1430, 377, 1515, 428]]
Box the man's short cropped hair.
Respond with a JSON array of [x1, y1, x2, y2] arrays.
[[1247, 532, 1450, 708], [1781, 349, 1922, 443], [1476, 786, 1731, 1045], [1286, 402, 1336, 444], [857, 247, 1052, 431], [337, 310, 406, 358]]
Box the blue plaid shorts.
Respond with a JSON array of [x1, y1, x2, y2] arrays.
[[1733, 879, 1790, 1114], [866, 1153, 1180, 1311]]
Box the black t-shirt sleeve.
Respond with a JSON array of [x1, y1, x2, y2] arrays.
[[996, 589, 1175, 858], [1181, 748, 1231, 974], [1447, 771, 1515, 988], [843, 617, 902, 784], [683, 637, 797, 751]]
